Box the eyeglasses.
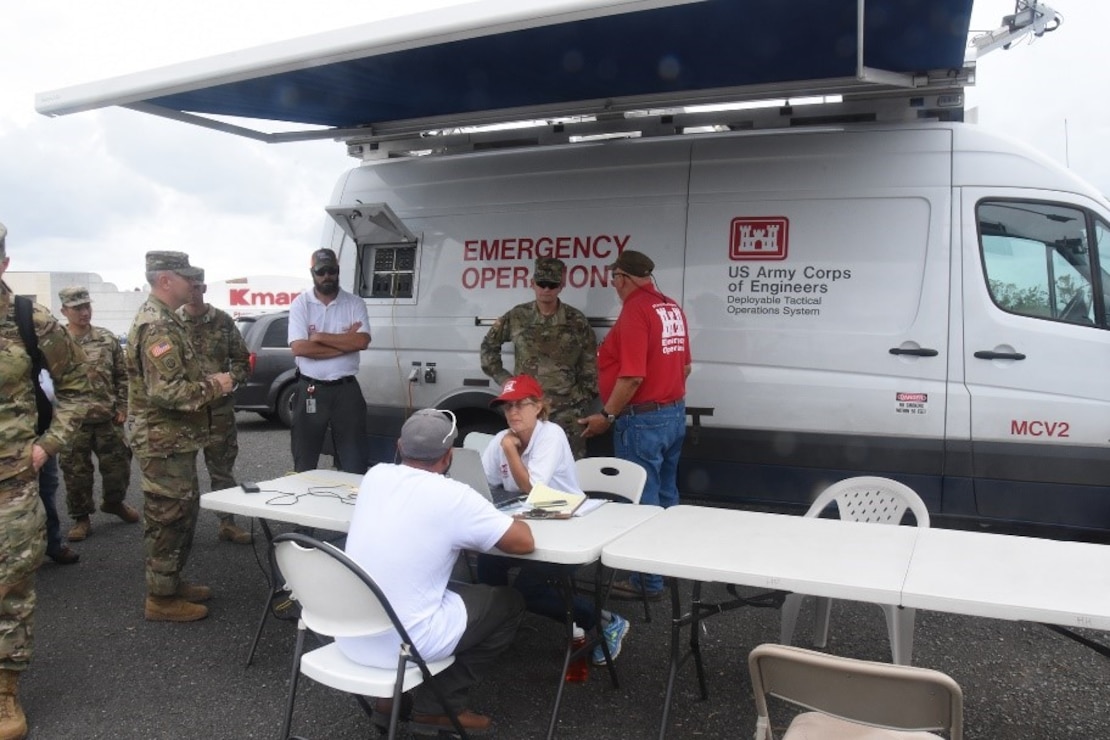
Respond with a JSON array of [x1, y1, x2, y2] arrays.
[[611, 271, 631, 281], [313, 266, 339, 277], [502, 399, 537, 412], [535, 280, 561, 290], [435, 409, 458, 445]]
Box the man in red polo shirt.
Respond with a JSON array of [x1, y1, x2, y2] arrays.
[[580, 249, 691, 600]]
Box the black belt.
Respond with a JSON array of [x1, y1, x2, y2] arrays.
[[299, 375, 356, 387], [620, 398, 684, 417]]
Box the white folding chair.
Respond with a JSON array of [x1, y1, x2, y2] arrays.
[[779, 476, 930, 665], [462, 431, 495, 453], [574, 457, 646, 505], [749, 643, 963, 739], [575, 457, 652, 620], [273, 533, 466, 740]]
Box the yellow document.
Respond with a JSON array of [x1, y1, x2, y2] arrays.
[[524, 482, 587, 518]]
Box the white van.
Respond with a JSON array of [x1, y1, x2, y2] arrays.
[[323, 121, 1110, 533]]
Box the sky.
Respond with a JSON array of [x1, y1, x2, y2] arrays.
[[1, 0, 1106, 291]]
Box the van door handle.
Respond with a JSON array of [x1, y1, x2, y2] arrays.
[[888, 347, 938, 357], [974, 350, 1027, 361]]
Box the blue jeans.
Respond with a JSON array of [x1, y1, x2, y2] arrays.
[[614, 402, 686, 593], [476, 555, 597, 630], [39, 456, 63, 554]]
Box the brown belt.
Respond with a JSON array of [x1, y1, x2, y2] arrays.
[[619, 399, 684, 417]]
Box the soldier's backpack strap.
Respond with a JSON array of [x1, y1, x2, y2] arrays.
[[14, 295, 54, 435]]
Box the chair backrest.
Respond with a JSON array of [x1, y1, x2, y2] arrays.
[[274, 532, 412, 643], [463, 431, 495, 452], [574, 457, 647, 504], [749, 643, 963, 739], [806, 476, 930, 527]]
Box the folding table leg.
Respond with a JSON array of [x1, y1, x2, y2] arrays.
[[245, 519, 282, 667]]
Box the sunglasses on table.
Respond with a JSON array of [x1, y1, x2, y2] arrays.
[[313, 266, 339, 276], [535, 280, 561, 290]]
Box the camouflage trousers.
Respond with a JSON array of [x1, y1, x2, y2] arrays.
[[59, 420, 131, 518], [203, 402, 239, 524], [0, 473, 46, 671], [138, 452, 200, 597], [549, 406, 589, 460]]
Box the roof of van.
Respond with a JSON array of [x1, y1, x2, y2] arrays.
[[35, 0, 974, 141]]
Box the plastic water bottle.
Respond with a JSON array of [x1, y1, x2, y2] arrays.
[[564, 625, 589, 683]]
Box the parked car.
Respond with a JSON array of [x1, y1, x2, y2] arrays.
[[234, 311, 297, 427]]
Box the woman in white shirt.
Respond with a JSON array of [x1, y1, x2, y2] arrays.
[[477, 375, 630, 665]]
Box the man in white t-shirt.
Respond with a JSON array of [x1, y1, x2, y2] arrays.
[[339, 408, 534, 734], [287, 247, 371, 473]]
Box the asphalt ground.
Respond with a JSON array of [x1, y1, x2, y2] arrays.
[[23, 413, 1110, 739]]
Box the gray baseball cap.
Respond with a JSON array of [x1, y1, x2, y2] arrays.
[[398, 409, 457, 461]]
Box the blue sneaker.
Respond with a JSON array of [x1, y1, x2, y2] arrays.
[[591, 613, 630, 666]]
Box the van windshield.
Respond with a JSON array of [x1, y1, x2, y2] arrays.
[[978, 201, 1108, 328]]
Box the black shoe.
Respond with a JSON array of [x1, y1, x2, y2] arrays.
[[47, 546, 80, 565], [372, 695, 413, 729]]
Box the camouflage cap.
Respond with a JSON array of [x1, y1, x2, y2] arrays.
[[533, 257, 566, 284], [0, 221, 6, 245], [311, 248, 339, 268], [194, 268, 206, 284], [398, 408, 458, 461], [58, 286, 92, 307], [0, 220, 6, 257], [609, 249, 654, 278], [146, 250, 203, 280]]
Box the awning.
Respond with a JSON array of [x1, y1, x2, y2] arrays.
[[36, 0, 974, 142]]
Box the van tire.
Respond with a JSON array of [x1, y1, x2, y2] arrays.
[[276, 384, 298, 428]]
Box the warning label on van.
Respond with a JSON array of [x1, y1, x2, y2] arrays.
[[895, 392, 928, 415], [730, 217, 788, 261]]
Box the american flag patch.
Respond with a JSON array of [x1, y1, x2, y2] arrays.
[[150, 341, 172, 358]]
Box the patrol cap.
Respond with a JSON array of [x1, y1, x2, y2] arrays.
[[0, 221, 6, 251], [398, 408, 458, 461], [533, 257, 565, 284], [490, 375, 544, 407], [146, 251, 203, 280], [58, 286, 92, 307], [194, 268, 206, 284], [311, 248, 339, 268], [609, 249, 654, 278]]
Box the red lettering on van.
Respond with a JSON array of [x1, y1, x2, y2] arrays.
[[229, 288, 301, 306], [730, 217, 789, 261], [1010, 420, 1071, 438], [896, 393, 928, 403]]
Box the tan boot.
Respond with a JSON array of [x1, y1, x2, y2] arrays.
[[217, 521, 252, 545], [101, 502, 140, 523], [176, 582, 212, 603], [144, 596, 208, 622], [0, 670, 27, 740], [67, 516, 91, 542]]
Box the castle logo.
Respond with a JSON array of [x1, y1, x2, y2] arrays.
[[729, 217, 789, 261]]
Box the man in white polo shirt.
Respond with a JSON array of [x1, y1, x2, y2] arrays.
[[287, 248, 371, 473]]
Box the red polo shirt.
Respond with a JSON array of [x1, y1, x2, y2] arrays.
[[598, 285, 691, 405]]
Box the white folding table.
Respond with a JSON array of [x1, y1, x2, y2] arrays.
[[601, 504, 921, 739]]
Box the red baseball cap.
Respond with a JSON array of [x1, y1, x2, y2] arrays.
[[490, 375, 544, 407]]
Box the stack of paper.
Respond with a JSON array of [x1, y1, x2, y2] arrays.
[[524, 482, 587, 518]]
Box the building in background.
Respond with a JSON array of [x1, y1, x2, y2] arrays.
[[5, 272, 310, 336]]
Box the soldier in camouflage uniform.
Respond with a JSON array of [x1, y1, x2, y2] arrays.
[[0, 222, 91, 740], [179, 270, 252, 545], [127, 251, 234, 623], [56, 286, 138, 542], [480, 257, 598, 458]]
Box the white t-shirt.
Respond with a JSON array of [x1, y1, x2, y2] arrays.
[[481, 419, 583, 494], [337, 463, 514, 667], [287, 287, 370, 381]]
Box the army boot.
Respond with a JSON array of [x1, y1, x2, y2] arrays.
[[101, 502, 140, 523], [67, 516, 91, 542], [217, 521, 252, 544], [144, 596, 208, 622], [0, 669, 27, 740], [176, 582, 213, 603]]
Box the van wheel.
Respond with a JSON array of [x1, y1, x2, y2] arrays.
[[276, 384, 298, 428]]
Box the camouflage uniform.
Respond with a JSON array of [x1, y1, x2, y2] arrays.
[[0, 283, 89, 671], [179, 303, 250, 524], [480, 259, 598, 458], [128, 294, 226, 597], [58, 324, 131, 518]]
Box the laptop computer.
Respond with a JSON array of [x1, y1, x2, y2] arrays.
[[448, 448, 525, 509]]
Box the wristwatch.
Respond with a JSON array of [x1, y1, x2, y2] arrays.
[[604, 411, 618, 424]]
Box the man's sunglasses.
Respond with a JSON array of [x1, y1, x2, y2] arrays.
[[535, 280, 561, 290], [313, 266, 339, 277]]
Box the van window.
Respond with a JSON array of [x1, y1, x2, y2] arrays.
[[357, 244, 416, 299], [978, 201, 1104, 327]]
